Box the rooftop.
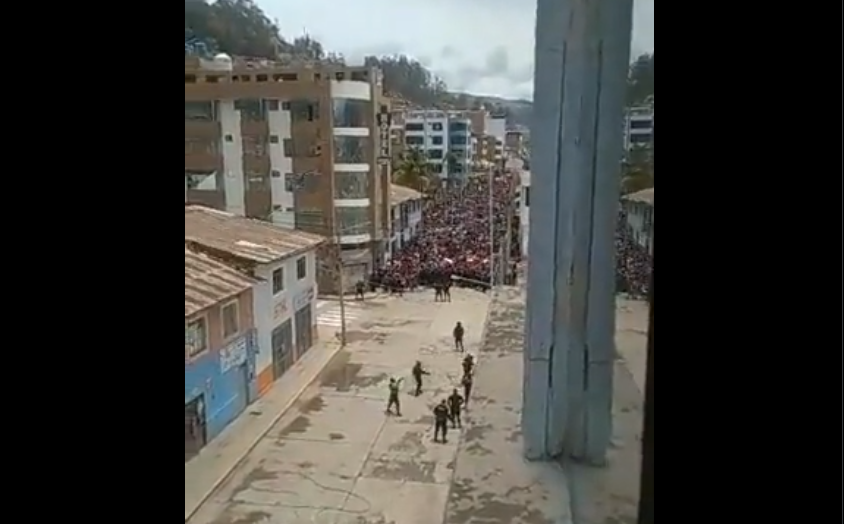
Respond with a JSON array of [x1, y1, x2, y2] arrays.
[[390, 184, 422, 206], [185, 206, 325, 265], [625, 187, 654, 205], [185, 248, 256, 318]]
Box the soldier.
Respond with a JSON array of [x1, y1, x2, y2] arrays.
[[462, 373, 473, 407], [355, 280, 366, 301], [412, 361, 430, 396], [386, 377, 403, 416], [453, 322, 465, 352], [433, 400, 450, 443], [462, 354, 475, 378], [447, 389, 464, 429]]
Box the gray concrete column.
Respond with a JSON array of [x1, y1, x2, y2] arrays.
[[523, 0, 633, 464]]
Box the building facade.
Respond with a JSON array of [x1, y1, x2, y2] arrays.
[[185, 55, 391, 275], [518, 170, 531, 258], [402, 110, 473, 183], [185, 206, 325, 397], [624, 107, 654, 150], [385, 185, 423, 261], [185, 248, 258, 460], [621, 188, 653, 253]]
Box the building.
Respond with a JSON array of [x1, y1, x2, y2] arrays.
[[402, 110, 473, 183], [505, 129, 527, 155], [624, 106, 654, 150], [185, 54, 391, 278], [185, 206, 325, 396], [385, 185, 423, 261], [185, 248, 258, 460], [621, 187, 653, 252], [518, 170, 531, 258]]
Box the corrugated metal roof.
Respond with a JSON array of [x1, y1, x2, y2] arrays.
[[391, 184, 422, 206], [185, 248, 255, 318], [185, 206, 326, 264], [625, 188, 654, 205]]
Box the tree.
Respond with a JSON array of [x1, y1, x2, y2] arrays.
[[628, 53, 654, 106], [394, 149, 437, 193], [621, 145, 654, 195]]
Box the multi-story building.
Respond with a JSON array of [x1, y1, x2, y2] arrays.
[[402, 110, 473, 183], [385, 185, 423, 261], [185, 54, 392, 285], [624, 107, 654, 150]]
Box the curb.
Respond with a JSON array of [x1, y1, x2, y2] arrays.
[[185, 341, 346, 522]]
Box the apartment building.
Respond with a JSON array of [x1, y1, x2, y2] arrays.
[[624, 106, 654, 150], [185, 54, 392, 282], [402, 110, 473, 183]]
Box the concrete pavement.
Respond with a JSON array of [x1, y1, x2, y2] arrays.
[[187, 289, 491, 524]]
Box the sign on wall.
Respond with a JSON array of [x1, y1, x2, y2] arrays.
[[273, 298, 290, 323], [294, 287, 315, 311], [220, 336, 248, 374], [377, 111, 392, 163]]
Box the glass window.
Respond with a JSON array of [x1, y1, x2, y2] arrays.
[[449, 122, 468, 132], [185, 101, 216, 121], [332, 99, 368, 127], [431, 136, 444, 145], [450, 135, 468, 146], [335, 172, 369, 199], [406, 136, 424, 146], [235, 99, 265, 121], [405, 123, 424, 131], [428, 149, 444, 159], [336, 208, 370, 236], [334, 136, 368, 164]]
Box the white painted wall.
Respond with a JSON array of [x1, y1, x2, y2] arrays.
[[330, 81, 371, 101], [219, 101, 245, 216], [520, 171, 531, 258], [268, 104, 294, 226], [251, 250, 319, 379]]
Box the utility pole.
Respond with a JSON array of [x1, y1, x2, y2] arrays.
[[329, 197, 347, 347]]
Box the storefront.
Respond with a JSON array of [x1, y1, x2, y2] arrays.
[[293, 287, 315, 358], [271, 320, 294, 379]]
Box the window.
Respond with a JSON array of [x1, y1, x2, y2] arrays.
[[629, 119, 653, 130], [334, 172, 369, 199], [630, 134, 652, 144], [332, 98, 368, 127], [269, 135, 279, 144], [428, 149, 444, 160], [272, 268, 285, 294], [235, 99, 265, 121], [296, 257, 307, 279], [431, 136, 444, 145], [283, 138, 294, 157], [334, 136, 368, 164], [185, 171, 219, 190], [430, 122, 444, 131], [185, 101, 216, 121], [450, 135, 468, 146], [295, 208, 326, 231], [288, 100, 319, 122], [524, 187, 531, 207], [185, 318, 208, 357], [221, 301, 240, 339], [336, 207, 370, 236], [405, 136, 424, 146], [266, 99, 280, 111], [405, 123, 424, 132], [449, 122, 469, 132]]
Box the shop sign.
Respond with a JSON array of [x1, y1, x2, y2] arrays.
[[273, 298, 290, 322], [220, 336, 248, 373], [294, 287, 315, 310], [377, 112, 392, 163]]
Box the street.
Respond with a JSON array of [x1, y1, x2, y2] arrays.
[[187, 288, 491, 524]]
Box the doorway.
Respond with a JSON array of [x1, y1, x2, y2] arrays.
[[185, 395, 206, 462], [294, 305, 314, 358], [271, 320, 294, 380]]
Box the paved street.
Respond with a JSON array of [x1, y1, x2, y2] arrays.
[[187, 289, 491, 524]]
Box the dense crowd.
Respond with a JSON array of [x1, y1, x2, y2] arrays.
[[371, 176, 517, 292], [616, 209, 653, 298]]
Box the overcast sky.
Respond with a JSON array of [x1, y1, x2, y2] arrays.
[[260, 0, 654, 100]]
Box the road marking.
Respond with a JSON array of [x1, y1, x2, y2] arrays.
[[318, 303, 363, 327]]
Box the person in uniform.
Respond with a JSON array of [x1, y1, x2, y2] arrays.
[[355, 280, 366, 301], [453, 322, 465, 352], [433, 400, 450, 443], [461, 373, 473, 407], [462, 354, 475, 378], [412, 361, 430, 396], [387, 377, 403, 416], [447, 389, 464, 428]]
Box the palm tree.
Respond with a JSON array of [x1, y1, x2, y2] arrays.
[[621, 145, 654, 195], [393, 148, 437, 193]]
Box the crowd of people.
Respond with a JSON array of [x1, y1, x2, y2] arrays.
[[615, 209, 653, 298], [370, 176, 518, 293]]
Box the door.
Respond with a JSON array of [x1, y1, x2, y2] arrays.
[[294, 305, 314, 358], [184, 395, 206, 462], [271, 320, 294, 380]]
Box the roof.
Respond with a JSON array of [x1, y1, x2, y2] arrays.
[[390, 184, 422, 206], [625, 188, 654, 205], [185, 248, 256, 318], [185, 206, 326, 264]]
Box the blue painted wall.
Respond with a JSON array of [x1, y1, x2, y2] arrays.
[[185, 330, 257, 440]]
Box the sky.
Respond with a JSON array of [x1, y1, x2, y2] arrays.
[[260, 0, 654, 100]]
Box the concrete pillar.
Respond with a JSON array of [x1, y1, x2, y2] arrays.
[[522, 0, 633, 464]]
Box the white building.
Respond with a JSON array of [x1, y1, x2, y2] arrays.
[[485, 115, 507, 161], [518, 170, 531, 258], [184, 205, 326, 397], [385, 185, 423, 261], [622, 188, 653, 253], [403, 110, 473, 183], [624, 107, 654, 150]]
